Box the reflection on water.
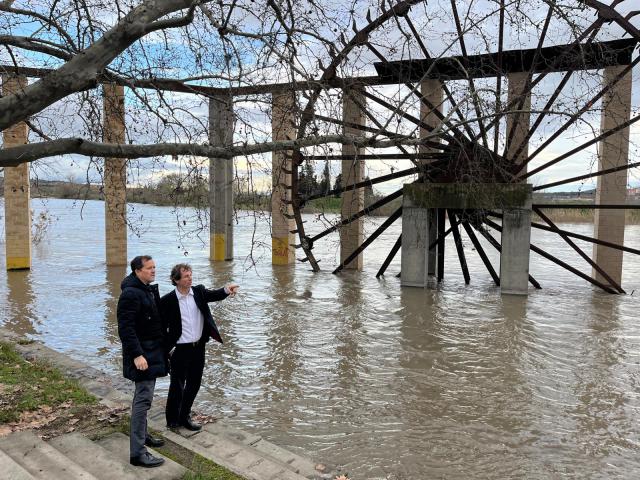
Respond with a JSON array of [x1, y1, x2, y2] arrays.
[[1, 198, 640, 479], [4, 269, 37, 336]]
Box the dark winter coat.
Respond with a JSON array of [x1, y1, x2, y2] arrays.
[[160, 284, 228, 350], [117, 273, 169, 381]]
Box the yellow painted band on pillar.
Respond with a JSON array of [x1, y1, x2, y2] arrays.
[[212, 234, 226, 261], [6, 257, 30, 270], [272, 237, 291, 265]]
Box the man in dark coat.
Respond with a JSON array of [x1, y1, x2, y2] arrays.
[[161, 263, 239, 431], [117, 255, 168, 468]]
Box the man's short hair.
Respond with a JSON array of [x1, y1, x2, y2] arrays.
[[170, 263, 192, 286], [130, 255, 153, 273]]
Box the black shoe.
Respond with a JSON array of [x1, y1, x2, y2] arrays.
[[180, 417, 202, 431], [144, 435, 165, 447], [130, 452, 165, 468]]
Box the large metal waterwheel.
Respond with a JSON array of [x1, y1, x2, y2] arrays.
[[287, 0, 640, 293]]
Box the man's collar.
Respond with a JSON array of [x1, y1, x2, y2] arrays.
[[175, 287, 193, 299]]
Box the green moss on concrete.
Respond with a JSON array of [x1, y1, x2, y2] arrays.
[[404, 183, 532, 209], [155, 439, 247, 480]]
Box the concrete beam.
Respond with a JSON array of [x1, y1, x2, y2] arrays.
[[271, 92, 296, 265], [403, 183, 532, 210], [2, 75, 31, 270], [103, 83, 127, 266], [593, 65, 632, 286], [209, 95, 234, 261], [341, 87, 366, 270]]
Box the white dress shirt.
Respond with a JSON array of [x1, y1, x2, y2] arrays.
[[176, 287, 204, 344]]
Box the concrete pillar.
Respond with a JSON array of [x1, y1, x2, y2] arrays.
[[500, 201, 532, 295], [506, 72, 531, 168], [592, 65, 632, 286], [340, 87, 366, 270], [271, 92, 296, 265], [400, 205, 429, 287], [103, 83, 127, 266], [209, 95, 234, 261], [497, 72, 534, 294], [420, 80, 443, 276], [2, 75, 31, 270]]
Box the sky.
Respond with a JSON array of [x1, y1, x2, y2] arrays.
[[1, 0, 639, 195]]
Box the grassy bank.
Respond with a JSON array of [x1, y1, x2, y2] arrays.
[[0, 340, 247, 479], [0, 341, 97, 433]]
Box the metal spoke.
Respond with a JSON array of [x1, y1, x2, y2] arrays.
[[461, 219, 500, 286], [493, 0, 505, 156], [341, 87, 430, 168], [450, 0, 490, 149], [526, 114, 640, 188], [501, 5, 553, 160], [304, 166, 420, 202], [478, 18, 614, 145], [521, 56, 640, 179], [311, 113, 416, 141], [507, 16, 605, 167], [402, 15, 478, 140], [534, 207, 624, 293], [483, 218, 617, 293], [309, 188, 403, 244], [529, 221, 640, 256], [448, 210, 470, 284], [472, 220, 541, 289], [437, 208, 446, 281], [303, 153, 447, 161], [377, 234, 402, 277], [365, 41, 472, 144], [290, 151, 321, 271], [532, 204, 640, 209], [333, 207, 402, 273], [534, 159, 640, 191]]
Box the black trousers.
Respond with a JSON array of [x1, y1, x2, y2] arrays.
[[165, 342, 206, 425]]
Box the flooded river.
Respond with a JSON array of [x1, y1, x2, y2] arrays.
[[1, 198, 640, 479]]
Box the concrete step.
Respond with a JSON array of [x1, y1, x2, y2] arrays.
[[0, 430, 98, 480], [0, 449, 37, 480], [164, 428, 308, 480], [204, 421, 319, 478], [48, 432, 140, 480], [96, 432, 186, 480]]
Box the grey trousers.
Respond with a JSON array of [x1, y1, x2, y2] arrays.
[[130, 378, 156, 458]]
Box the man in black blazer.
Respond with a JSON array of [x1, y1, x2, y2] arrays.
[[161, 263, 239, 431]]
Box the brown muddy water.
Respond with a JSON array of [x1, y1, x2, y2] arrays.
[[1, 198, 640, 479]]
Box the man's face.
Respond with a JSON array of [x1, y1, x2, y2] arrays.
[[135, 259, 156, 284], [176, 268, 192, 291]]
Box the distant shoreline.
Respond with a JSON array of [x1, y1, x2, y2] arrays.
[[3, 179, 640, 224]]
